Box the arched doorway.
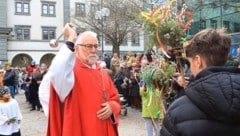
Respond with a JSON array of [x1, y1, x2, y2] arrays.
[[40, 53, 55, 68], [11, 54, 32, 67]]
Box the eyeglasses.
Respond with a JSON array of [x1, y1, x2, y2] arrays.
[[78, 44, 100, 50]]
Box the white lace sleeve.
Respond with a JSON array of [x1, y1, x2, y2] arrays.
[[39, 73, 50, 117], [39, 44, 75, 117], [48, 45, 75, 102]]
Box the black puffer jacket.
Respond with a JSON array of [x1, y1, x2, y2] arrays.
[[160, 66, 240, 136], [3, 69, 16, 86]]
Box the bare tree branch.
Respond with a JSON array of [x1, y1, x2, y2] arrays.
[[72, 0, 142, 55]]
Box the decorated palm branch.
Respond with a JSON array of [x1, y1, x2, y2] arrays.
[[141, 0, 192, 56], [140, 0, 193, 83], [139, 0, 193, 121]]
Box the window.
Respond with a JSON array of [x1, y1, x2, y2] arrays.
[[15, 0, 30, 15], [223, 21, 230, 31], [42, 27, 56, 40], [15, 25, 31, 40], [211, 20, 217, 29], [41, 1, 56, 17], [76, 3, 85, 17], [132, 32, 140, 46], [121, 38, 128, 46], [199, 20, 206, 30], [90, 4, 99, 15], [234, 23, 240, 32], [105, 38, 111, 45]]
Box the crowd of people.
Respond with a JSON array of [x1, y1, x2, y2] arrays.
[[0, 61, 49, 135], [0, 23, 240, 136], [1, 62, 48, 111]]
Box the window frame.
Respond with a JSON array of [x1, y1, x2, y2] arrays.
[[199, 20, 206, 30], [120, 38, 128, 46], [15, 25, 31, 40], [223, 21, 230, 31], [75, 2, 86, 17], [131, 31, 140, 46], [90, 4, 99, 16], [41, 1, 56, 17], [210, 20, 217, 29], [15, 0, 30, 15], [234, 23, 240, 32], [41, 27, 56, 40]]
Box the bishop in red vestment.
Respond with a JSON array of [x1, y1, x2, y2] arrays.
[[39, 23, 120, 136]]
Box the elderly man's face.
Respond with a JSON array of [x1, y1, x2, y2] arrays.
[[75, 34, 99, 66]]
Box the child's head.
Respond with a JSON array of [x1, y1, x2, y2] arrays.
[[0, 86, 11, 102]]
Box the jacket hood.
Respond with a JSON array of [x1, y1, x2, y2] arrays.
[[185, 66, 240, 124]]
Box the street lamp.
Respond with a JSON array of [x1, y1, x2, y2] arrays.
[[95, 6, 110, 55]]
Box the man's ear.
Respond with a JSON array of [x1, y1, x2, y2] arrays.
[[195, 55, 206, 70]]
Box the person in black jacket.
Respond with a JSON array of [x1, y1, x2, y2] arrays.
[[3, 63, 16, 98], [160, 28, 240, 136]]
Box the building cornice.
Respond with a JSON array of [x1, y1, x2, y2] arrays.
[[0, 27, 12, 35]]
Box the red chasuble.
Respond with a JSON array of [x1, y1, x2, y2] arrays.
[[47, 58, 120, 136]]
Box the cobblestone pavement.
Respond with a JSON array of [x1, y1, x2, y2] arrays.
[[15, 90, 146, 136]]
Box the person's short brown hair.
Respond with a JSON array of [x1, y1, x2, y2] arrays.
[[185, 28, 231, 66]]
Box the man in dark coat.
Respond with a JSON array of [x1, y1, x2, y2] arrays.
[[160, 28, 240, 136], [3, 63, 16, 98]]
